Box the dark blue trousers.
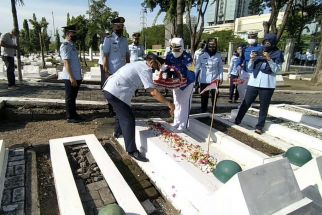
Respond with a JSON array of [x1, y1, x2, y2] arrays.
[[235, 86, 274, 130], [64, 80, 81, 119], [103, 91, 137, 153], [2, 56, 15, 87], [229, 74, 239, 101]]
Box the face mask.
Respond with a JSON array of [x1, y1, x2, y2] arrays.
[[70, 35, 77, 42], [248, 39, 256, 45], [115, 29, 123, 35]]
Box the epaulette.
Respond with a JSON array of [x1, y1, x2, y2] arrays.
[[63, 42, 69, 45], [106, 35, 112, 38]]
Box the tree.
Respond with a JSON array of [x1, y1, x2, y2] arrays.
[[55, 30, 61, 55], [29, 14, 49, 68], [312, 16, 322, 84], [19, 19, 31, 54], [262, 0, 295, 43], [248, 0, 265, 15], [10, 0, 23, 82], [68, 15, 89, 66], [144, 0, 213, 54], [141, 25, 165, 49], [186, 0, 213, 55]]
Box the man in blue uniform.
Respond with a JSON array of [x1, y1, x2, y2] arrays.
[[103, 16, 130, 76], [60, 24, 83, 123], [103, 54, 175, 162], [103, 17, 130, 114], [129, 32, 145, 62], [239, 31, 263, 73]]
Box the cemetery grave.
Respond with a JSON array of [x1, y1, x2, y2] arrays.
[[0, 98, 322, 214]]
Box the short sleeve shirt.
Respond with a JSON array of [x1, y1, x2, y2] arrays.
[[0, 33, 16, 57], [103, 61, 154, 106], [60, 41, 82, 80], [103, 32, 129, 74], [129, 43, 145, 62]]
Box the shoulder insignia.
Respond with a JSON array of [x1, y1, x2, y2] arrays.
[[63, 42, 69, 45]]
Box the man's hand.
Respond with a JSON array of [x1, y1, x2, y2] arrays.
[[263, 52, 271, 61], [168, 102, 175, 116], [250, 52, 257, 60], [70, 77, 77, 87]]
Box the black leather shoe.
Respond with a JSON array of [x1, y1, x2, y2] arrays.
[[112, 132, 122, 138], [128, 151, 149, 162], [255, 129, 263, 135], [67, 118, 81, 123], [74, 114, 85, 121]]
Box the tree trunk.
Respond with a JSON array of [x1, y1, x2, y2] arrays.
[[176, 0, 184, 38], [277, 0, 294, 42], [312, 19, 322, 84], [39, 32, 46, 69], [10, 0, 22, 82]]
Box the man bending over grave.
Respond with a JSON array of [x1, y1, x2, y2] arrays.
[[102, 54, 175, 162]]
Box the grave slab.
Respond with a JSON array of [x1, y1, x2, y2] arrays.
[[0, 140, 9, 207], [231, 108, 322, 156], [50, 134, 146, 215], [199, 159, 319, 215]]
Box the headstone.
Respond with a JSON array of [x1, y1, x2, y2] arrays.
[[83, 67, 101, 81], [282, 39, 295, 73], [89, 48, 93, 61], [22, 65, 41, 78], [199, 159, 320, 214]]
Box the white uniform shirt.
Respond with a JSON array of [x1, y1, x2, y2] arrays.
[[129, 43, 144, 62], [0, 33, 16, 57], [98, 43, 104, 65], [103, 32, 129, 74], [60, 41, 82, 80], [103, 61, 155, 106], [195, 52, 224, 84]]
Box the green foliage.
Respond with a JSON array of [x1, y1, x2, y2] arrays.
[[69, 15, 89, 53], [202, 30, 246, 52], [86, 0, 118, 52], [248, 0, 265, 15], [141, 25, 165, 49], [55, 30, 61, 53]]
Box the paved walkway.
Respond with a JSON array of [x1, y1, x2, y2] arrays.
[[0, 80, 322, 109]]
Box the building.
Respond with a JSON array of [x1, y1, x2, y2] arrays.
[[206, 0, 252, 26], [204, 12, 285, 39]]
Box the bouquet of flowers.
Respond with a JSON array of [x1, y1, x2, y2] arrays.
[[147, 120, 217, 173], [153, 65, 187, 89]]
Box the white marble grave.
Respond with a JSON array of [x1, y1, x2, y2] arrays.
[[268, 104, 322, 130], [199, 159, 319, 214], [83, 66, 101, 81], [0, 140, 9, 208], [50, 134, 146, 215], [231, 108, 322, 156]]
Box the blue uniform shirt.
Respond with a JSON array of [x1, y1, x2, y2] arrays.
[[103, 32, 129, 74], [129, 43, 145, 62], [60, 41, 82, 80], [195, 52, 223, 84], [240, 44, 263, 72], [165, 51, 195, 89], [103, 61, 155, 106], [247, 59, 282, 88], [228, 55, 241, 76]]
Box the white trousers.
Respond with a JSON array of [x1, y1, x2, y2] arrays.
[[172, 83, 194, 130]]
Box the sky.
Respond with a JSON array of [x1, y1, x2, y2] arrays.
[[0, 0, 164, 37]]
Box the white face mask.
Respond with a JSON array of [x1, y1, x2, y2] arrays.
[[248, 39, 256, 45], [172, 49, 183, 58]]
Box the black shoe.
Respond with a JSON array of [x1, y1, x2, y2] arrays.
[[128, 151, 149, 162], [112, 132, 122, 138], [255, 129, 263, 135], [234, 120, 240, 125], [67, 118, 81, 123], [228, 100, 233, 103], [75, 114, 85, 121]]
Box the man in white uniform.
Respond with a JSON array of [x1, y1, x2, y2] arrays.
[[103, 54, 175, 162]]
